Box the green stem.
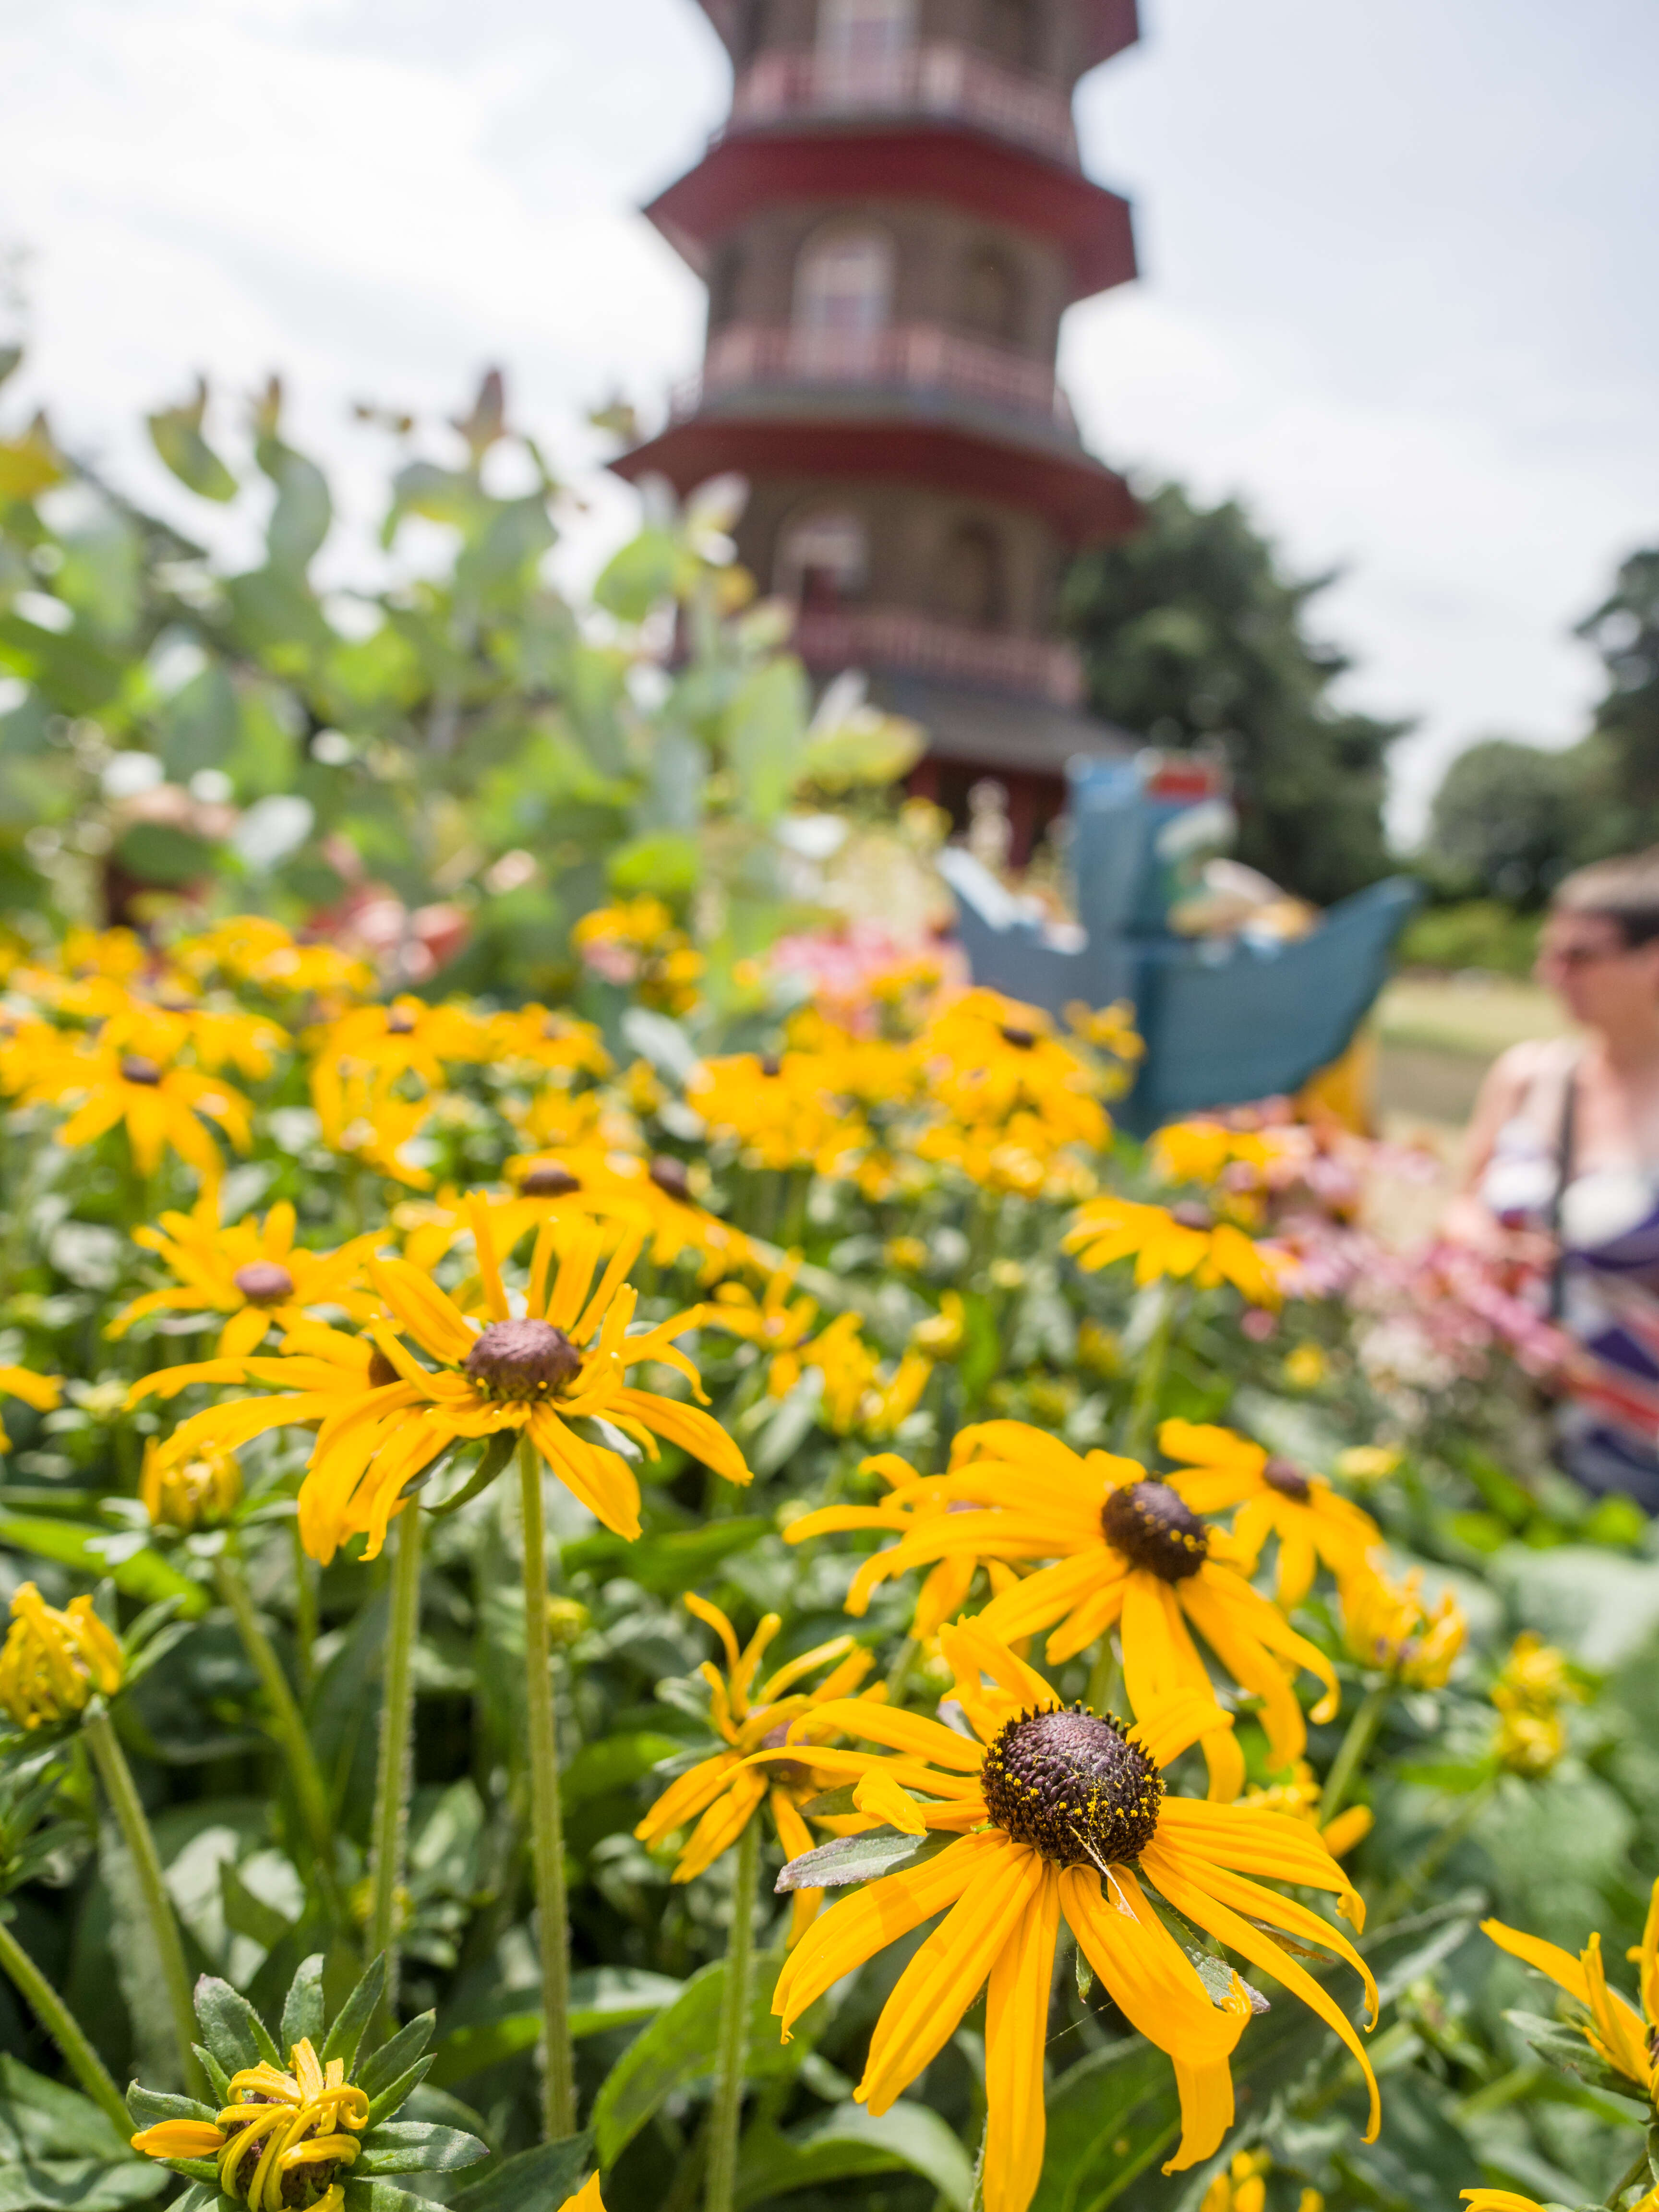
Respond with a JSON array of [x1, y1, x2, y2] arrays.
[[1317, 1682, 1391, 1827], [1604, 2145, 1653, 2209], [1373, 1775, 1497, 1925], [705, 1812, 761, 2212], [216, 1546, 341, 1923], [0, 1911, 130, 2133], [1121, 1284, 1179, 1460], [367, 1501, 424, 2013], [84, 1707, 203, 2097], [290, 1518, 318, 1698], [1084, 1636, 1122, 1719], [519, 1436, 576, 2140]]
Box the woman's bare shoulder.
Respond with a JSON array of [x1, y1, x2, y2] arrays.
[[1478, 1034, 1573, 1110]]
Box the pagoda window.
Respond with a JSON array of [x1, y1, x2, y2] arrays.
[[816, 0, 916, 98], [979, 0, 1035, 69], [794, 227, 894, 340], [938, 519, 1004, 627], [777, 509, 869, 608]]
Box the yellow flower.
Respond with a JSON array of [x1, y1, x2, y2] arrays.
[[909, 1292, 965, 1359], [10, 1035, 252, 1182], [1064, 1198, 1287, 1307], [1483, 1876, 1659, 2102], [1157, 1420, 1383, 1608], [309, 1063, 434, 1187], [1201, 2150, 1271, 2212], [1283, 1342, 1327, 1391], [131, 2033, 370, 2212], [794, 1422, 1340, 1801], [481, 1004, 611, 1082], [1076, 1319, 1120, 1379], [109, 1194, 378, 1358], [687, 1049, 850, 1176], [1334, 1444, 1401, 1485], [1340, 1566, 1465, 1688], [573, 898, 702, 1013], [0, 1583, 124, 1729], [885, 1236, 928, 1274], [1065, 998, 1145, 1062], [0, 1364, 61, 1454], [1493, 1710, 1567, 1779], [132, 1204, 752, 1563], [706, 1259, 818, 1352], [555, 2181, 606, 2212], [1241, 1759, 1373, 1859], [766, 1313, 931, 1440], [756, 1622, 1377, 2212], [634, 1594, 881, 1945], [1150, 1120, 1285, 1189], [1490, 1632, 1580, 1779], [140, 1438, 241, 1532], [786, 1451, 1026, 1638]]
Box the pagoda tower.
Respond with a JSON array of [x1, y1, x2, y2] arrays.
[[613, 0, 1143, 856]]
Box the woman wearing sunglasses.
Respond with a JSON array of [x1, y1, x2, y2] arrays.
[[1445, 851, 1659, 1511]]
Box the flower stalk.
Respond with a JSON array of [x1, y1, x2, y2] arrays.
[[82, 1705, 203, 2096], [519, 1433, 577, 2140], [366, 1498, 424, 2008], [0, 1911, 130, 2133], [1318, 1680, 1391, 1827], [705, 1809, 761, 2212], [1120, 1282, 1179, 1459]]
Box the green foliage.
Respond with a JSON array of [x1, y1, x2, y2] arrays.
[[1397, 899, 1541, 976], [1062, 483, 1407, 904], [1419, 740, 1608, 909], [1578, 548, 1659, 817]]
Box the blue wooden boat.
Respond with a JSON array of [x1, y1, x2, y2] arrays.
[[937, 754, 1419, 1135]]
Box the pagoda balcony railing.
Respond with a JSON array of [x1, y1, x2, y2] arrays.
[[790, 604, 1084, 706], [678, 321, 1076, 433], [726, 41, 1078, 166]]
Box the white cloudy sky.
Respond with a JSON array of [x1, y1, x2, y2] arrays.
[[3, 0, 1656, 842]]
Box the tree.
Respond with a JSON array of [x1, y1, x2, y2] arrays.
[[1576, 546, 1659, 818], [1061, 482, 1408, 905], [1421, 735, 1606, 906]]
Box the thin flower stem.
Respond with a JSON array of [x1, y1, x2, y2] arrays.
[[1604, 2145, 1653, 2210], [367, 1500, 425, 2012], [290, 1517, 318, 1697], [83, 1706, 203, 2098], [518, 1434, 576, 2140], [1084, 1636, 1122, 1719], [1121, 1283, 1179, 1460], [215, 1545, 342, 1924], [1317, 1681, 1391, 1827], [0, 1911, 131, 2133], [705, 1811, 761, 2212]]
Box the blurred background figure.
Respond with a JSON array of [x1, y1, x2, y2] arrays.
[[1445, 851, 1659, 1508]]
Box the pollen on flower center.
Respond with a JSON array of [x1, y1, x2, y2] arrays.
[[1101, 1479, 1208, 1580], [464, 1317, 583, 1400], [981, 1705, 1164, 1868], [120, 1054, 163, 1086], [233, 1260, 296, 1306], [1263, 1455, 1312, 1501], [520, 1164, 581, 1197]]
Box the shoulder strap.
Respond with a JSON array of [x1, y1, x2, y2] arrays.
[[1547, 1056, 1579, 1321]]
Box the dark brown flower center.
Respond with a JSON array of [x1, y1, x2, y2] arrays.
[[520, 1163, 581, 1197], [649, 1155, 691, 1203], [367, 1347, 402, 1389], [1170, 1201, 1214, 1231], [982, 1705, 1163, 1867], [120, 1055, 162, 1086], [386, 1009, 416, 1035], [760, 1717, 812, 1788], [232, 1260, 296, 1306], [1101, 1479, 1208, 1581], [1263, 1455, 1311, 1501], [999, 1024, 1037, 1049], [464, 1318, 583, 1400], [759, 1053, 783, 1078]]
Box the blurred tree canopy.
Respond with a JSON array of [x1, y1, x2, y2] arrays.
[[0, 359, 915, 999], [1061, 481, 1407, 905]]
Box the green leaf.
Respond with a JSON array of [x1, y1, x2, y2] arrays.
[[279, 1956, 325, 2055], [560, 1734, 686, 1809], [355, 2122, 489, 2175], [0, 2057, 164, 2209], [723, 658, 808, 825], [774, 1827, 954, 1893], [362, 2061, 433, 2131], [425, 1430, 517, 1517], [449, 2136, 591, 2212], [1504, 2010, 1634, 2098], [343, 2185, 442, 2212], [258, 441, 331, 576], [123, 2087, 216, 2130], [562, 1520, 769, 1596], [1029, 2041, 1179, 2212], [356, 2014, 434, 2104], [591, 1950, 816, 2165], [191, 2048, 229, 2106], [193, 1975, 280, 2072], [606, 830, 700, 900], [0, 1517, 205, 1615], [146, 384, 237, 503], [322, 1955, 387, 2074], [220, 1856, 293, 1949], [427, 1968, 682, 2088], [594, 530, 692, 623], [736, 2100, 973, 2211]]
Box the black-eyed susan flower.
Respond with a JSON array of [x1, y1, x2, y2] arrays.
[[10, 1034, 252, 1182], [786, 1452, 1024, 1639], [1063, 1196, 1287, 1306], [0, 1364, 61, 1454], [128, 1951, 485, 2212], [797, 1422, 1339, 1800], [757, 1622, 1377, 2212], [573, 896, 703, 1013], [1157, 1419, 1383, 1607], [139, 1436, 241, 1532], [1483, 1877, 1658, 2105], [132, 1206, 751, 1563], [705, 1258, 818, 1357], [0, 1584, 124, 1730], [1489, 1632, 1582, 1779], [765, 1312, 932, 1440], [1340, 1565, 1466, 1689], [634, 1594, 882, 1944], [108, 1194, 377, 1358], [1149, 1118, 1288, 1190]]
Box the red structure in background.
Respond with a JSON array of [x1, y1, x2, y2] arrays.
[[613, 0, 1146, 864]]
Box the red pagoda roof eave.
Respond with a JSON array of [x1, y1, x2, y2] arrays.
[[695, 0, 1139, 72], [645, 127, 1136, 306], [610, 414, 1139, 546]]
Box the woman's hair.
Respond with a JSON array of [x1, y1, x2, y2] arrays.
[[1551, 850, 1659, 946]]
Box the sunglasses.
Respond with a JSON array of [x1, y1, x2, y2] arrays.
[[1540, 940, 1638, 968]]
